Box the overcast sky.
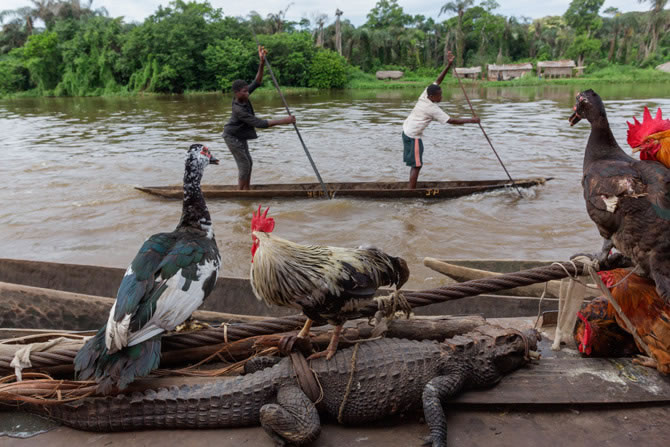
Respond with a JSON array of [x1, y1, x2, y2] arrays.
[[1, 0, 653, 26]]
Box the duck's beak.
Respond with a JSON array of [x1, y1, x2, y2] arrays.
[[568, 108, 582, 127], [210, 156, 220, 165]]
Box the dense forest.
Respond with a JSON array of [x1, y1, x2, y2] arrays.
[[0, 0, 669, 95]]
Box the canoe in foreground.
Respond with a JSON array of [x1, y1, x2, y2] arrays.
[[135, 177, 552, 200], [0, 258, 561, 332]]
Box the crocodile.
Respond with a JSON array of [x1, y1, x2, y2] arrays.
[[35, 325, 538, 446]]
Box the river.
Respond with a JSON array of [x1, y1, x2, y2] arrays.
[[1, 83, 669, 288]]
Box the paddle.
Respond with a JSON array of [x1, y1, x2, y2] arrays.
[[451, 67, 524, 199], [251, 29, 331, 200]]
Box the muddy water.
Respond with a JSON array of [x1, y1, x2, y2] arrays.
[[1, 84, 669, 289]]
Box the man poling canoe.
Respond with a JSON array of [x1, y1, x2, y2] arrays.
[[222, 45, 296, 191], [402, 50, 480, 189]]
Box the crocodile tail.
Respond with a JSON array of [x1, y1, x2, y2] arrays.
[[74, 328, 161, 394]]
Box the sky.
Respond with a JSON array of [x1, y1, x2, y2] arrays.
[[0, 0, 653, 26]]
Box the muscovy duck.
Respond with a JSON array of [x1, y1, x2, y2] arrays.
[[75, 144, 221, 393], [569, 89, 670, 303]]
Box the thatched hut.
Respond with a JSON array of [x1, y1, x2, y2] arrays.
[[537, 60, 576, 78], [487, 63, 533, 81]]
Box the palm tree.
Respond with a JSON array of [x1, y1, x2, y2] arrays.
[[637, 0, 668, 57], [603, 7, 621, 62], [439, 0, 474, 67], [313, 13, 327, 47], [335, 8, 343, 55]]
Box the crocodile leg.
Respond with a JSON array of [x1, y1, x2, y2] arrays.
[[422, 373, 467, 447], [259, 385, 321, 446]]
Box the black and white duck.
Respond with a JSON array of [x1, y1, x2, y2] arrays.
[[75, 144, 221, 393]]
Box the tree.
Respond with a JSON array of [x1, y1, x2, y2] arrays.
[[313, 13, 327, 47], [603, 7, 621, 61], [439, 0, 474, 67], [335, 8, 343, 55], [365, 0, 412, 29], [637, 0, 668, 58], [266, 3, 293, 34], [563, 0, 605, 37]]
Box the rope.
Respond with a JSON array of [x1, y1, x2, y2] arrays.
[[337, 343, 360, 424], [0, 262, 589, 373], [289, 352, 322, 403]]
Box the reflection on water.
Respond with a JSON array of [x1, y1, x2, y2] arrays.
[[1, 84, 669, 289]]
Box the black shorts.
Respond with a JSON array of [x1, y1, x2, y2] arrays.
[[223, 134, 252, 182], [402, 132, 424, 167]]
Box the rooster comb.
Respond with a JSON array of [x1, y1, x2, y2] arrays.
[[626, 106, 670, 149], [251, 205, 275, 233]]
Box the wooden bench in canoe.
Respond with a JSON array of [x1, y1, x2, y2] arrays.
[[135, 177, 551, 200]]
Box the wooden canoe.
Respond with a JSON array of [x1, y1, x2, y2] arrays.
[[135, 177, 551, 200], [0, 258, 561, 332]]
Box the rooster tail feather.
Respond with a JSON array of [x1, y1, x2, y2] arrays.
[[75, 330, 161, 394], [391, 256, 410, 289]]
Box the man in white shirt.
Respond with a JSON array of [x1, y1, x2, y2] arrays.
[[402, 51, 480, 189]]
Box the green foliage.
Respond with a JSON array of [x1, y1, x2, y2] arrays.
[[0, 49, 30, 93], [203, 37, 255, 91], [308, 49, 348, 88], [22, 30, 61, 93], [1, 0, 670, 97], [257, 32, 315, 86], [566, 34, 602, 61], [57, 17, 124, 95], [366, 0, 413, 29], [120, 0, 224, 93], [563, 0, 605, 34]]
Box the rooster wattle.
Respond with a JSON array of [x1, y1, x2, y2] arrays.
[[249, 206, 410, 360]]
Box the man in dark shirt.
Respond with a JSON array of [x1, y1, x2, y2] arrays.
[[223, 46, 296, 190]]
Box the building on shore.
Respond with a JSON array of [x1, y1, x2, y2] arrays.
[[536, 60, 577, 78], [454, 67, 482, 79], [486, 63, 533, 81]]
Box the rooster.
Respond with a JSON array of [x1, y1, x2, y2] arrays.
[[627, 106, 670, 166], [573, 296, 638, 358], [249, 206, 410, 360], [568, 89, 670, 304], [575, 269, 670, 373]]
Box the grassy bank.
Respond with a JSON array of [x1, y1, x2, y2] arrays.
[[345, 65, 670, 89], [3, 66, 669, 99]]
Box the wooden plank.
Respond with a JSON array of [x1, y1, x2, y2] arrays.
[[455, 358, 670, 404]]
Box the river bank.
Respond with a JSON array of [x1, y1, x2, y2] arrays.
[[3, 65, 670, 99]]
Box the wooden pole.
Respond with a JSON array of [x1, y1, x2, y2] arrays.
[[451, 68, 524, 198], [251, 29, 331, 199]]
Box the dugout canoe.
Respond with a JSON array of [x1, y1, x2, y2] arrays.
[[135, 177, 551, 200], [0, 257, 561, 332]]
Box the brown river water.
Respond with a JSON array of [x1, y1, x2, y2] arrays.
[[1, 84, 669, 289]]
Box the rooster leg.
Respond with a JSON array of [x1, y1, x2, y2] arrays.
[[297, 319, 313, 339], [307, 325, 342, 361]]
